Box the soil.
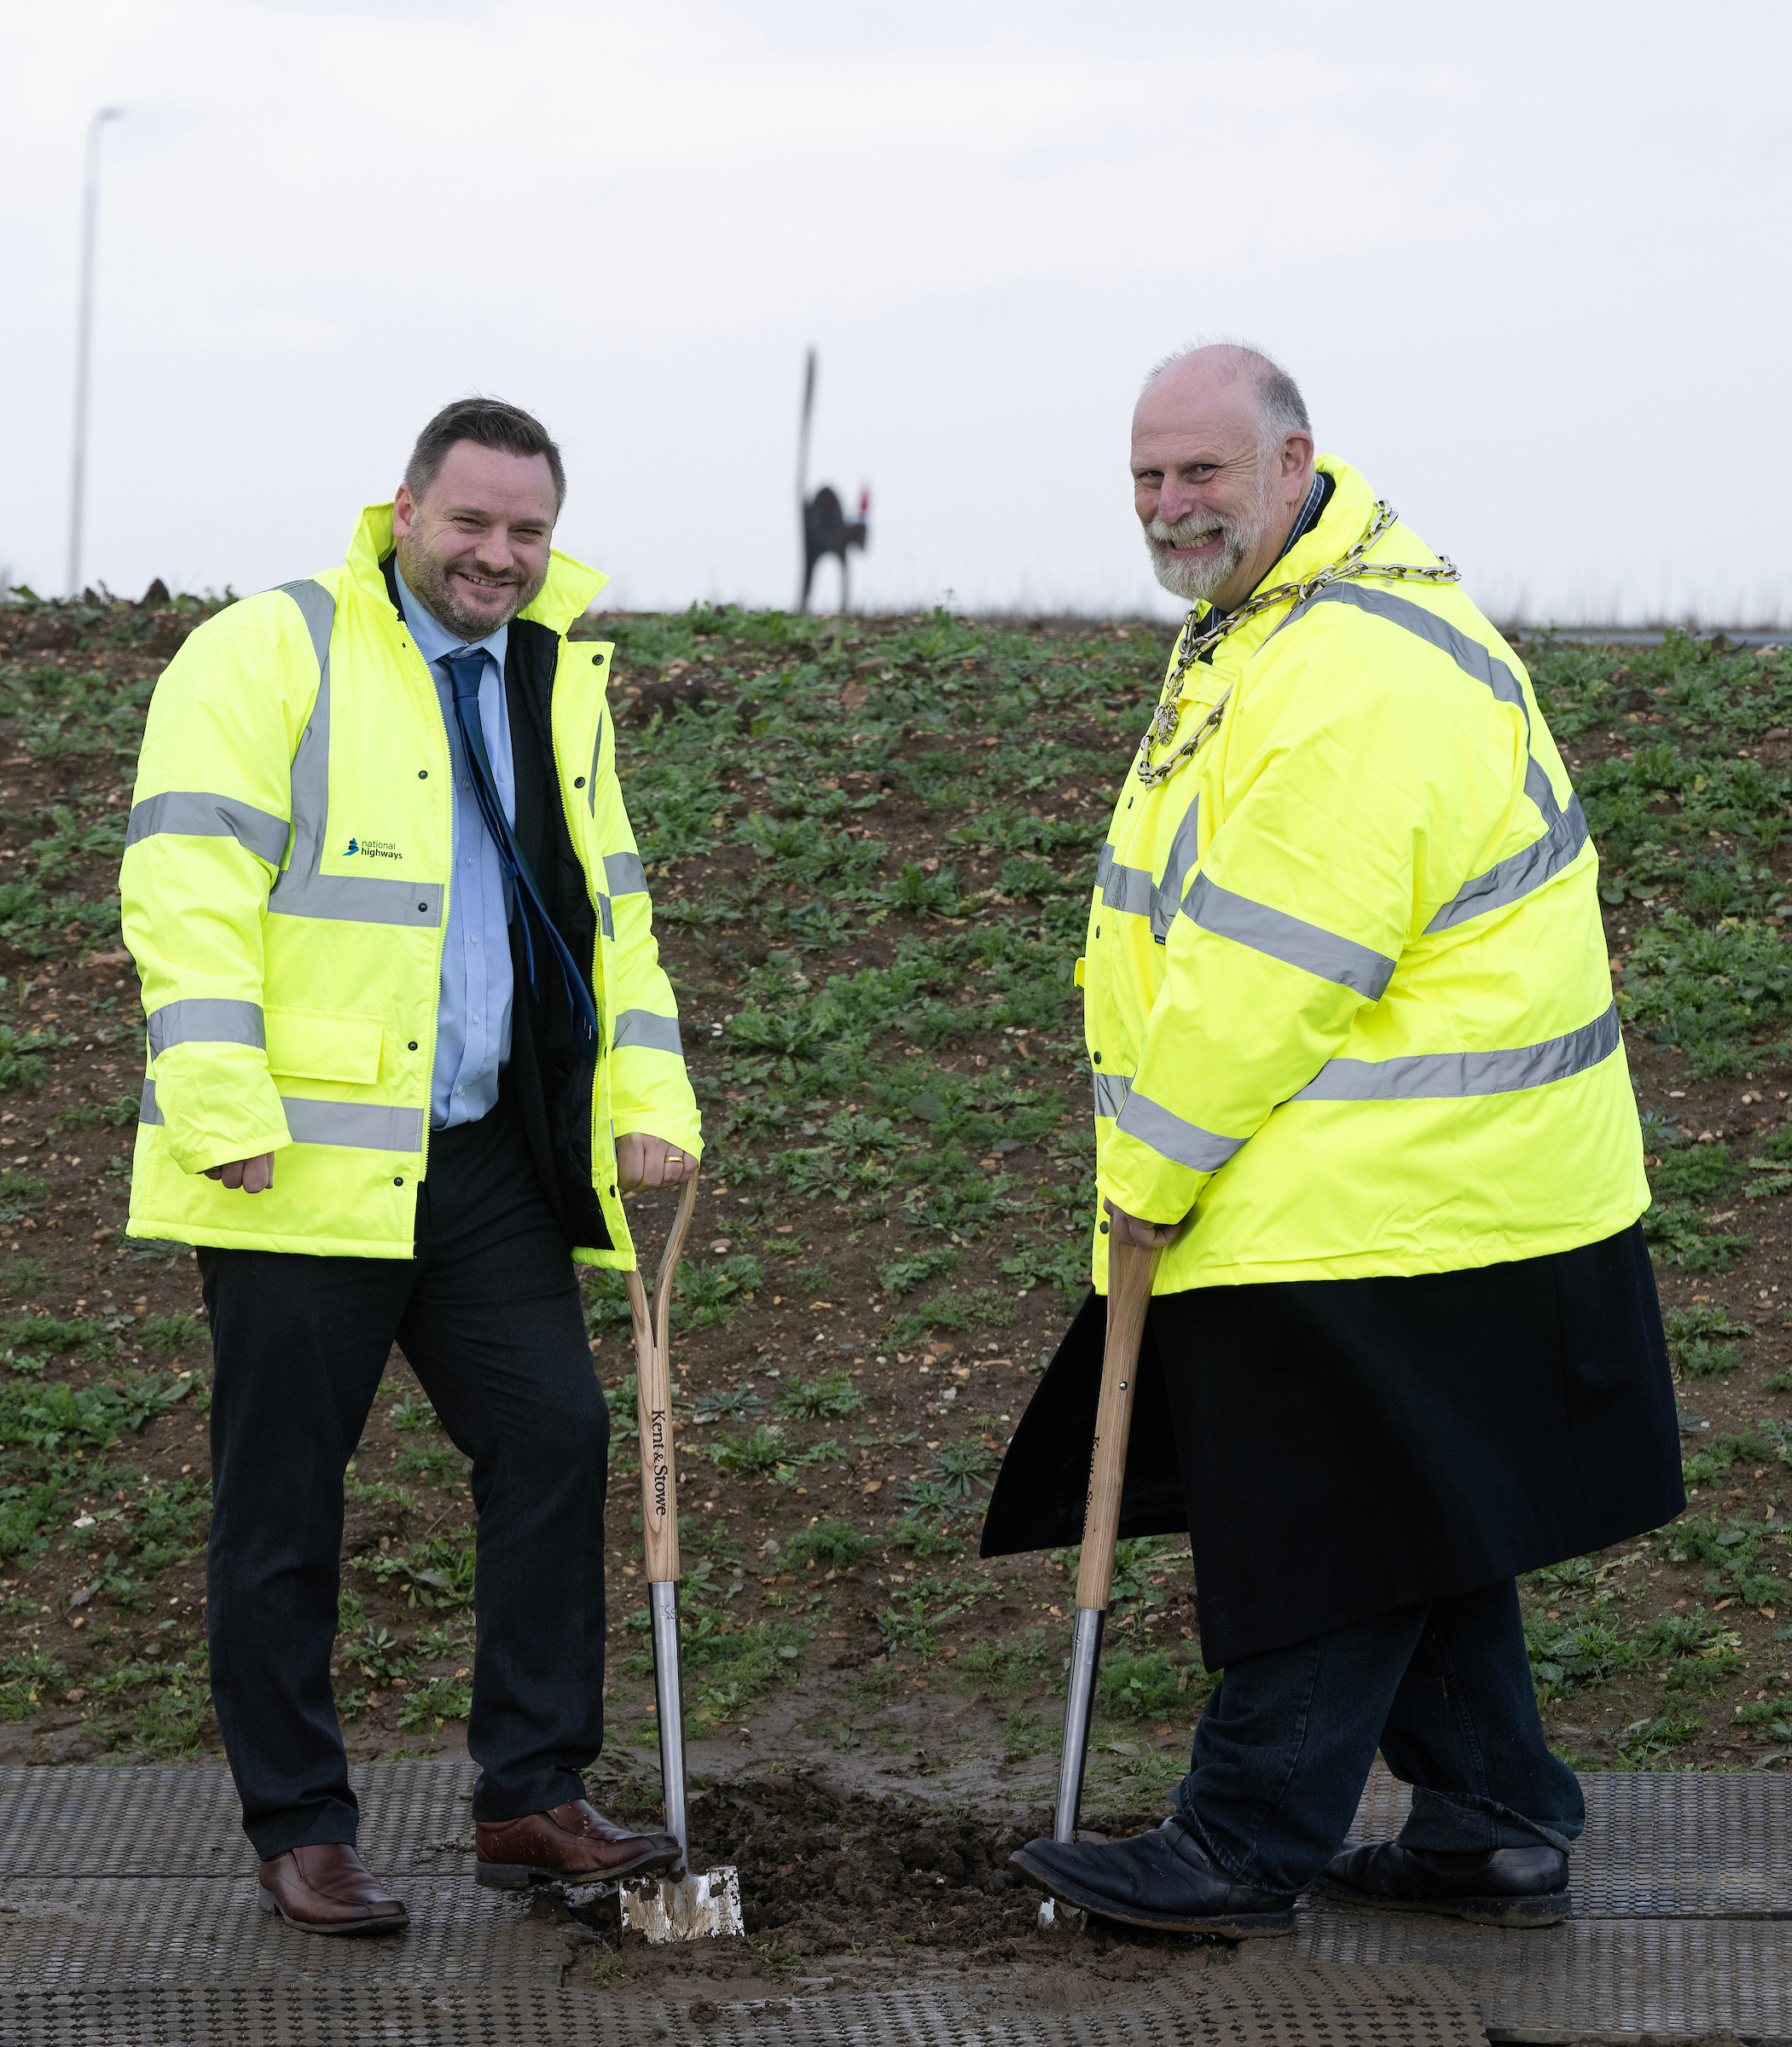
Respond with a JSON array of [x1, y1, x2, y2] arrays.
[[0, 591, 1785, 1968]]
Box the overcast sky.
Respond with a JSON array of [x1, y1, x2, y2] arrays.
[[4, 0, 1788, 623]]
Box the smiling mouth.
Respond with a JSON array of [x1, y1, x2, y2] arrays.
[[454, 570, 516, 597]]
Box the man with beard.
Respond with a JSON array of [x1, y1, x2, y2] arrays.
[[995, 345, 1680, 1938], [121, 399, 700, 1932]]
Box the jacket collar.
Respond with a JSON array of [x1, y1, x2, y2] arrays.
[[345, 502, 609, 636]]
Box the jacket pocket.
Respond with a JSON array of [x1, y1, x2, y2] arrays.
[[265, 1008, 385, 1086]]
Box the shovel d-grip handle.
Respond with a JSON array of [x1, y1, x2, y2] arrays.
[[1053, 1236, 1161, 1844], [625, 1170, 700, 1865]]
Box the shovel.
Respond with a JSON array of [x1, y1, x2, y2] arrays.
[[1038, 1235, 1161, 1931], [615, 1168, 745, 1946]]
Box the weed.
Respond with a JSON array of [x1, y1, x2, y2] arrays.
[[676, 1255, 765, 1329], [930, 1441, 996, 1496], [1644, 1201, 1753, 1272], [358, 1528, 476, 1608], [0, 1175, 48, 1223], [395, 1441, 470, 1485], [708, 1424, 788, 1476], [1096, 1649, 1190, 1719], [0, 1649, 67, 1719], [786, 1518, 871, 1568], [778, 1370, 863, 1420], [137, 1313, 204, 1360], [877, 1246, 960, 1295], [397, 1671, 473, 1730], [953, 1634, 1047, 1695], [691, 1384, 766, 1424], [889, 1515, 965, 1558], [388, 1397, 440, 1434], [51, 1093, 138, 1133]]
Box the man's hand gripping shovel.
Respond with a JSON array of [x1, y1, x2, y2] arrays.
[[616, 1169, 745, 1944], [1038, 1236, 1161, 1932]]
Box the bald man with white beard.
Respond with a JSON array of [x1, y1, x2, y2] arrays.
[[995, 345, 1679, 1940]]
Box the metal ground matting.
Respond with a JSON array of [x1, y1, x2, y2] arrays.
[[0, 1765, 1785, 2044]]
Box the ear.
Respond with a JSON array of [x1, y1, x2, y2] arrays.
[[1281, 432, 1315, 480], [392, 481, 418, 539]]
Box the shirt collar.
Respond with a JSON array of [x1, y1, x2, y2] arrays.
[[394, 561, 509, 674]]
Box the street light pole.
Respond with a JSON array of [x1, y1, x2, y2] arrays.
[[67, 107, 125, 600]]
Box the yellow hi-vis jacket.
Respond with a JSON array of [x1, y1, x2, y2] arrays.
[[119, 502, 699, 1268], [1087, 456, 1644, 1295]]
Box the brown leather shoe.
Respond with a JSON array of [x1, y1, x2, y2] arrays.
[[475, 1798, 681, 1889], [258, 1841, 409, 1935]]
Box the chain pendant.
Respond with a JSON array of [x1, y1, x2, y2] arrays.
[[1133, 500, 1459, 790]]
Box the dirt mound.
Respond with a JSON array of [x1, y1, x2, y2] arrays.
[[551, 1772, 1222, 2004]]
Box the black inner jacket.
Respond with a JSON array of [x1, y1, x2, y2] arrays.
[[380, 554, 609, 1250], [981, 1223, 1683, 1669]]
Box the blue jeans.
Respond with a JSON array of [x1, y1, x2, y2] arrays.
[[1175, 1577, 1583, 1896]]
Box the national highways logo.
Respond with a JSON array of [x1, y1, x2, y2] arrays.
[[343, 837, 402, 861]]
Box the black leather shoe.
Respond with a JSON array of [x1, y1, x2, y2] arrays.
[[1316, 1841, 1570, 1927], [1011, 1817, 1296, 1937]]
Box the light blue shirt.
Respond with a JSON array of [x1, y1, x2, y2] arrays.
[[395, 565, 517, 1131]]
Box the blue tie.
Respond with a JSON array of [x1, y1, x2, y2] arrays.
[[443, 652, 600, 1054]]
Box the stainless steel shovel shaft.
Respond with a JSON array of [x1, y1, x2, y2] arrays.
[[648, 1580, 688, 1860], [1053, 1606, 1105, 1842]]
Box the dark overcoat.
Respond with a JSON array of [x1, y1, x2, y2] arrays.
[[980, 1223, 1685, 1669]]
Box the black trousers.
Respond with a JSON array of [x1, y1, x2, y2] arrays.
[[1177, 1579, 1583, 1895], [199, 1093, 608, 1860]]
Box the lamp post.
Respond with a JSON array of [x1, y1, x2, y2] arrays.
[[67, 106, 125, 600]]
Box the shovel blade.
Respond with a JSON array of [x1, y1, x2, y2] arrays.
[[620, 1865, 745, 1944]]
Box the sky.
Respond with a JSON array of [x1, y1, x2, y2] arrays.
[[3, 0, 1789, 623]]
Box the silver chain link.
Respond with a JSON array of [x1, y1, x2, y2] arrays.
[[1133, 500, 1461, 787]]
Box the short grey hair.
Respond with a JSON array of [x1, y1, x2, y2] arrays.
[[1141, 340, 1311, 449]]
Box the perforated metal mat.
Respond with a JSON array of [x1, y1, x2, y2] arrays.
[[0, 1765, 1789, 2044], [0, 1963, 1488, 2047], [0, 1760, 476, 1877], [1349, 1764, 1792, 1919]]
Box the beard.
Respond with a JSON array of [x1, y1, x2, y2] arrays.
[[1144, 468, 1280, 604], [396, 534, 544, 642]]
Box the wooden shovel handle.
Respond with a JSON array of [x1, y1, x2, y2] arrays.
[[627, 1172, 701, 1586], [1074, 1238, 1160, 1611]]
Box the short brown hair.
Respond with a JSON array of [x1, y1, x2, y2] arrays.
[[404, 397, 565, 510]]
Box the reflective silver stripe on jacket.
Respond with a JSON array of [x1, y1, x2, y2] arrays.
[[265, 579, 445, 931], [147, 998, 266, 1058], [1151, 797, 1201, 943], [612, 1009, 683, 1056], [1282, 582, 1588, 931], [1092, 1069, 1133, 1118], [597, 894, 614, 941], [1182, 873, 1395, 999], [605, 850, 648, 896], [1095, 801, 1201, 942], [1426, 788, 1590, 933], [138, 1075, 423, 1152], [1114, 1089, 1246, 1172], [1291, 1000, 1621, 1104], [1094, 844, 1154, 917], [588, 714, 604, 815], [125, 792, 290, 867]]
